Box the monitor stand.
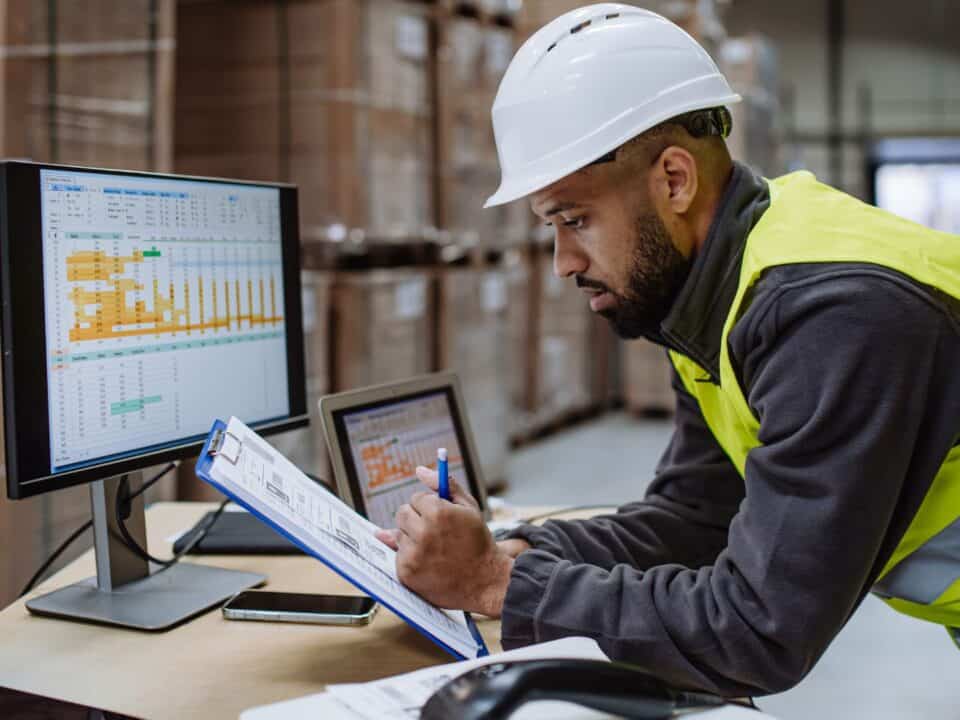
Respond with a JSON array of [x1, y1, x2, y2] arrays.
[[26, 472, 265, 631]]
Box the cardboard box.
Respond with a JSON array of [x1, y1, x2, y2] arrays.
[[515, 1, 727, 57], [175, 0, 435, 237], [530, 248, 592, 427], [503, 249, 535, 430], [622, 339, 675, 415], [330, 269, 435, 392], [588, 312, 621, 410], [435, 17, 529, 248], [720, 36, 781, 176], [1, 0, 174, 171], [435, 267, 510, 489]]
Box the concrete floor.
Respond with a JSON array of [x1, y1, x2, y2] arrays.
[[499, 412, 960, 720]]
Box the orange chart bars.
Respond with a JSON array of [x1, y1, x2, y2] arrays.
[[361, 440, 415, 490], [198, 275, 205, 334], [235, 277, 241, 331], [224, 277, 231, 330], [270, 276, 276, 327], [66, 247, 284, 341], [212, 279, 218, 332], [258, 278, 265, 329]]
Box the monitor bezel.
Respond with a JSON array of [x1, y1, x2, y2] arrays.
[[318, 372, 491, 523], [1, 160, 308, 500]]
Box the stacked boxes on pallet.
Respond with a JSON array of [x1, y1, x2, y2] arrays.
[[516, 0, 725, 44], [503, 249, 534, 438], [435, 13, 528, 248], [436, 267, 510, 490], [720, 36, 781, 177], [622, 341, 676, 416], [174, 1, 287, 183], [176, 0, 435, 238], [0, 0, 174, 170], [330, 270, 435, 391], [588, 312, 622, 412], [526, 246, 593, 435], [432, 6, 522, 483], [0, 0, 178, 599]]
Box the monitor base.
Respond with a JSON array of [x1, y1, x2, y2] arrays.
[[26, 562, 265, 631]]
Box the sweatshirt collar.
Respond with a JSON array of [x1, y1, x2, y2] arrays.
[[653, 162, 771, 383]]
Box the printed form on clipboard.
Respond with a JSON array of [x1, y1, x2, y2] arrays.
[[196, 416, 489, 660]]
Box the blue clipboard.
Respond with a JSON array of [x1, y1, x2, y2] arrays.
[[195, 418, 489, 661]]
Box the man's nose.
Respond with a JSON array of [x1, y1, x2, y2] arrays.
[[553, 230, 589, 278]]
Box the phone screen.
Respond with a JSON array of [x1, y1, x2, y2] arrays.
[[226, 591, 376, 615]]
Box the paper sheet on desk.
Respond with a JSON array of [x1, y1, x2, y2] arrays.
[[202, 416, 484, 660], [241, 637, 612, 720], [239, 635, 779, 720], [326, 636, 609, 719]]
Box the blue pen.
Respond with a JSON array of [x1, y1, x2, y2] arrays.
[[437, 447, 450, 501]]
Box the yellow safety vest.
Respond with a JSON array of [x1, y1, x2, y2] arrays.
[[670, 171, 960, 627]]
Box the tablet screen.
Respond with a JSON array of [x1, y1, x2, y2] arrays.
[[333, 389, 477, 528]]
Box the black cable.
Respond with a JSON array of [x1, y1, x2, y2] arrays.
[[19, 519, 92, 599], [18, 462, 179, 598], [115, 474, 230, 568]]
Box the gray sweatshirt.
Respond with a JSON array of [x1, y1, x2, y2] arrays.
[[500, 162, 960, 696]]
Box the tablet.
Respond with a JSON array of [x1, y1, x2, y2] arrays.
[[319, 372, 490, 529]]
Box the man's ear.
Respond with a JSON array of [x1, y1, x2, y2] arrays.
[[650, 146, 698, 215]]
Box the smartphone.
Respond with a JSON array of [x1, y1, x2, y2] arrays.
[[222, 591, 378, 626]]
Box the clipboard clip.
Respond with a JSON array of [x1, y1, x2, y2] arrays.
[[208, 427, 242, 465]]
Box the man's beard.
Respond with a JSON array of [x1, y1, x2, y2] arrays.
[[578, 212, 692, 339]]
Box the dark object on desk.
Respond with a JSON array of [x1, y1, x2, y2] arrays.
[[0, 686, 143, 720], [420, 658, 729, 720], [173, 511, 305, 555]]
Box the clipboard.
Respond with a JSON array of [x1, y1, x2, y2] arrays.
[[196, 418, 489, 661]]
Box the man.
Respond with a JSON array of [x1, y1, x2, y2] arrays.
[[375, 4, 960, 696]]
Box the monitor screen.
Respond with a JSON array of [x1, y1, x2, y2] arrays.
[[1, 162, 307, 498], [333, 389, 473, 529]]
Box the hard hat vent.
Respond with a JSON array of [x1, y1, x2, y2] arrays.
[[544, 9, 635, 56]]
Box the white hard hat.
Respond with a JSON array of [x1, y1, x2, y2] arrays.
[[484, 3, 741, 208]]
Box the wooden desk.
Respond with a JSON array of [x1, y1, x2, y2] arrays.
[[0, 502, 508, 719]]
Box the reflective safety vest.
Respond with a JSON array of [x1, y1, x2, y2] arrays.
[[670, 171, 960, 628]]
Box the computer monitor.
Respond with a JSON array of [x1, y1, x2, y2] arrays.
[[0, 160, 308, 629]]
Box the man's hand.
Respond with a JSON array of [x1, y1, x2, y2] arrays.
[[374, 466, 515, 617]]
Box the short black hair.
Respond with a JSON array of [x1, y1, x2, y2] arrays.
[[589, 106, 732, 166]]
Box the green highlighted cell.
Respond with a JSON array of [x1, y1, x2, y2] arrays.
[[111, 395, 162, 416], [142, 247, 162, 258]]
